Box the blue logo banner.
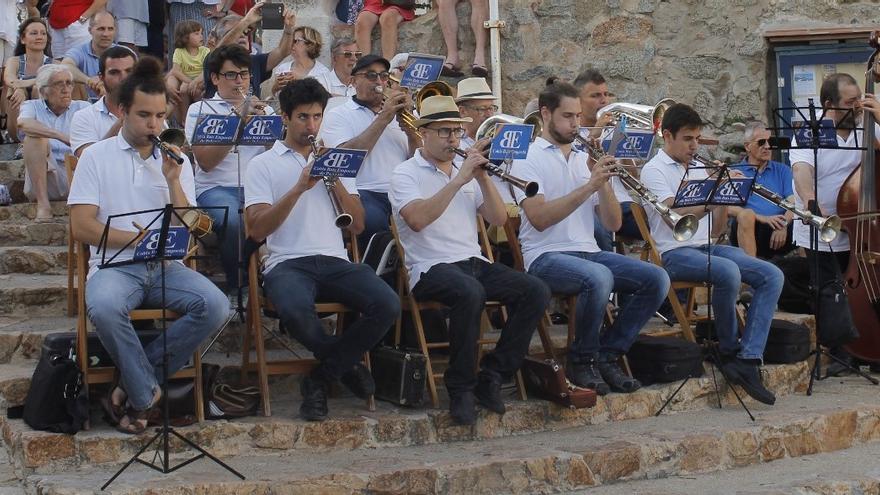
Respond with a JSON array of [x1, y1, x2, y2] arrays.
[[601, 129, 656, 159], [238, 115, 283, 145], [132, 226, 190, 261], [191, 114, 240, 145], [488, 123, 533, 161], [793, 119, 837, 148], [673, 177, 754, 207], [398, 53, 445, 90], [310, 148, 367, 178]]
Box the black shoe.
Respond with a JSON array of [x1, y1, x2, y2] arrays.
[[340, 363, 375, 399], [825, 347, 855, 378], [299, 376, 329, 421], [726, 359, 776, 405], [474, 370, 506, 415], [449, 391, 477, 426], [598, 358, 641, 393], [566, 357, 610, 395]]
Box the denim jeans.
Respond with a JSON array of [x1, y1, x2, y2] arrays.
[[594, 202, 642, 252], [358, 189, 391, 249], [262, 255, 400, 380], [412, 258, 550, 393], [661, 244, 784, 360], [86, 261, 229, 410], [197, 186, 244, 290], [529, 250, 669, 361]]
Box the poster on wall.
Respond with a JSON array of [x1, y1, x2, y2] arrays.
[[793, 65, 817, 97]]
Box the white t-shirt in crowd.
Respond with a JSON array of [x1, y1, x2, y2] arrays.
[[315, 69, 356, 98], [390, 149, 487, 290], [271, 58, 329, 78], [319, 98, 410, 194], [67, 132, 197, 277], [511, 137, 602, 270], [640, 149, 711, 254], [244, 140, 354, 274], [69, 97, 119, 155], [185, 96, 275, 198]]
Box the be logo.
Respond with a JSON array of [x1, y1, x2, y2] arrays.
[[324, 152, 353, 170], [202, 118, 227, 135], [398, 54, 444, 89], [489, 123, 533, 160], [240, 115, 282, 145], [247, 119, 274, 136], [132, 227, 190, 261], [192, 114, 240, 145], [682, 182, 706, 199], [717, 180, 741, 198], [409, 63, 431, 80], [311, 148, 367, 178], [499, 130, 522, 149]]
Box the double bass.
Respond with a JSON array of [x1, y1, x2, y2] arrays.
[[837, 32, 880, 363]]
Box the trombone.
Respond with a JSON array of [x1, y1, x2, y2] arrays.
[[308, 136, 354, 229], [449, 146, 539, 197], [579, 135, 698, 241], [691, 155, 841, 242]]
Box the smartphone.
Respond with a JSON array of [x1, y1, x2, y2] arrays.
[[260, 3, 284, 30]]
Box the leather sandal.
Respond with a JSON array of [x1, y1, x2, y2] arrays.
[[441, 62, 464, 77], [115, 406, 152, 435]]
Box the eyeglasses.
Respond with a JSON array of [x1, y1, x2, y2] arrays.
[[424, 127, 465, 139], [341, 50, 363, 59], [355, 70, 390, 81], [752, 138, 769, 147], [220, 70, 251, 80], [293, 38, 315, 46], [49, 80, 74, 89], [465, 104, 497, 113]]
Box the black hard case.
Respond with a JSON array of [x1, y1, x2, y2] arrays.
[[625, 335, 705, 385], [369, 347, 426, 407], [763, 319, 811, 364]]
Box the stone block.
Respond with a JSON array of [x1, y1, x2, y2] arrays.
[[856, 408, 880, 443], [676, 434, 723, 473], [19, 432, 75, 468], [582, 441, 641, 483], [249, 421, 301, 450], [367, 468, 439, 495], [562, 455, 596, 488], [300, 418, 368, 450], [722, 429, 760, 467], [77, 436, 130, 464], [817, 410, 857, 452], [779, 418, 822, 458], [591, 16, 653, 47]]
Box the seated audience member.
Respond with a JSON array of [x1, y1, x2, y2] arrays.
[[61, 10, 117, 100], [167, 20, 209, 124], [18, 64, 89, 220], [3, 17, 53, 143], [68, 57, 228, 434], [269, 26, 328, 97], [315, 38, 359, 98], [437, 0, 488, 77], [245, 78, 399, 422], [390, 95, 550, 425], [729, 121, 795, 260], [70, 45, 136, 156], [46, 0, 98, 60], [354, 0, 415, 61]]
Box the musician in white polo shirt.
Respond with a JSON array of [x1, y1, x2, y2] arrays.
[[390, 95, 550, 426], [185, 44, 273, 296], [69, 46, 136, 156], [245, 78, 399, 422], [67, 57, 228, 434], [320, 54, 419, 247], [641, 103, 782, 406], [314, 38, 359, 98], [512, 80, 669, 395]]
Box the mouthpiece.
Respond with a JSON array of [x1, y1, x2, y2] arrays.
[[150, 135, 185, 165], [375, 85, 384, 94]]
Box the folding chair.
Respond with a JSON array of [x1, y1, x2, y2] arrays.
[[73, 240, 205, 422], [390, 216, 535, 408], [240, 233, 375, 417], [65, 155, 78, 316]]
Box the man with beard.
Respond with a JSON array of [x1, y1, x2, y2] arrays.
[[70, 45, 136, 156]]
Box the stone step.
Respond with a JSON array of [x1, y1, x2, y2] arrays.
[[0, 247, 68, 275], [0, 223, 67, 247], [0, 275, 69, 317], [0, 317, 76, 365], [0, 360, 813, 474], [0, 160, 23, 185], [17, 375, 880, 494], [0, 203, 67, 223]]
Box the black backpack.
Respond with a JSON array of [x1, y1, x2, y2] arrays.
[[773, 256, 812, 314], [815, 280, 859, 348], [20, 352, 89, 434]]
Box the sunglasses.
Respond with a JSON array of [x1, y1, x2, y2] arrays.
[[341, 50, 363, 59], [355, 70, 390, 81], [752, 138, 769, 147]]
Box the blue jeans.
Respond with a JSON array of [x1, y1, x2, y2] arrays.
[[262, 255, 400, 380], [529, 250, 669, 361], [594, 202, 642, 252], [197, 186, 244, 290], [86, 261, 228, 410], [661, 244, 784, 360], [358, 189, 391, 249]]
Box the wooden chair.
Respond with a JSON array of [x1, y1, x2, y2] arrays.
[[74, 241, 205, 422], [65, 155, 78, 316], [391, 216, 547, 408], [240, 234, 375, 417]]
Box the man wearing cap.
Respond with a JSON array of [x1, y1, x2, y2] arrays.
[[320, 54, 420, 247], [390, 95, 550, 425]]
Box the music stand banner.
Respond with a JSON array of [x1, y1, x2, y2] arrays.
[[191, 114, 241, 145], [601, 129, 655, 159], [309, 148, 367, 178], [488, 123, 533, 161], [238, 115, 284, 145], [793, 119, 837, 148], [132, 226, 190, 261], [398, 53, 445, 90], [673, 177, 753, 207]]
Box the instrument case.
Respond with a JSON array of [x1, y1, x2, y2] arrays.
[[369, 346, 426, 407], [42, 331, 162, 368], [626, 335, 705, 385], [521, 357, 597, 409], [763, 319, 811, 364]]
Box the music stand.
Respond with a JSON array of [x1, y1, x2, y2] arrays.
[[96, 204, 244, 490], [655, 163, 757, 421], [769, 100, 879, 392]]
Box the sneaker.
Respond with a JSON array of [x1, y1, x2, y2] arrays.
[[566, 357, 610, 395], [474, 369, 505, 414], [725, 358, 776, 405], [299, 376, 329, 421], [340, 363, 375, 400], [449, 390, 477, 426], [598, 358, 641, 393]]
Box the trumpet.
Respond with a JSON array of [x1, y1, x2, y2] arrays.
[[580, 135, 698, 241], [308, 135, 353, 229], [449, 146, 539, 198], [691, 155, 841, 242], [378, 76, 418, 132]]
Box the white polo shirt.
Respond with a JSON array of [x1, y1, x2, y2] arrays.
[[67, 132, 197, 277], [390, 149, 487, 290], [641, 149, 711, 254], [316, 70, 356, 98], [789, 124, 880, 252], [245, 141, 355, 274], [319, 98, 410, 194], [69, 96, 118, 155], [511, 137, 601, 270], [455, 133, 516, 204], [185, 96, 276, 198], [19, 98, 89, 166]]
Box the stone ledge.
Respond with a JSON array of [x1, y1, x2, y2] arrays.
[[0, 224, 67, 249], [0, 203, 67, 224], [0, 275, 69, 318], [0, 247, 68, 276]]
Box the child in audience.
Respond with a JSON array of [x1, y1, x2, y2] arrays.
[[166, 20, 209, 124]]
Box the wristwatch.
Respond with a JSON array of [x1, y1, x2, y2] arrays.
[[78, 16, 88, 24]]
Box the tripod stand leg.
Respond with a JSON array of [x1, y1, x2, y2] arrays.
[[655, 376, 690, 416], [709, 360, 722, 409], [102, 429, 163, 490], [169, 429, 246, 479], [807, 348, 822, 395]]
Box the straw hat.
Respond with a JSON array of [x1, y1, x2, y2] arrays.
[[413, 95, 473, 128], [455, 77, 497, 102]]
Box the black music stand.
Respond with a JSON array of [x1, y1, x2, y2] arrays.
[[655, 164, 757, 421], [97, 204, 244, 490], [769, 100, 879, 392]]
